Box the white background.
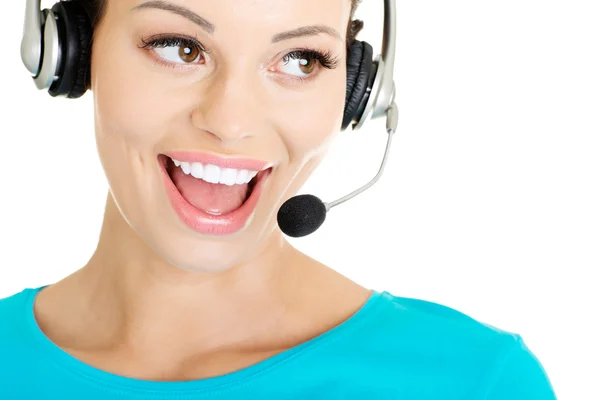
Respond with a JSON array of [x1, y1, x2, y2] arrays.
[[1, 1, 599, 398]]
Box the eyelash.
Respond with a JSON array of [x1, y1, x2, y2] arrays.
[[281, 48, 340, 81], [138, 34, 209, 62], [138, 34, 340, 82]]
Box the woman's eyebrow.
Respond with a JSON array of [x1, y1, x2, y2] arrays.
[[272, 25, 342, 43], [132, 1, 215, 33], [131, 0, 342, 43]]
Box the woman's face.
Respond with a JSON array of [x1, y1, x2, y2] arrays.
[[91, 0, 350, 272]]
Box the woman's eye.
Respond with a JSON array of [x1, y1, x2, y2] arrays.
[[139, 36, 206, 65], [278, 51, 319, 77], [154, 43, 203, 64]]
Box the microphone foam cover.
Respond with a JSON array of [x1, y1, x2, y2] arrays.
[[277, 194, 327, 238]]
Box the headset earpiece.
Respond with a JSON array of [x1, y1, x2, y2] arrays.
[[342, 40, 376, 131], [48, 1, 92, 98], [342, 40, 379, 131]]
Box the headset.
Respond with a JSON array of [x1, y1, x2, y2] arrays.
[[20, 0, 399, 237]]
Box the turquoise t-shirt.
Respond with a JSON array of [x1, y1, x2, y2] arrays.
[[0, 286, 556, 399]]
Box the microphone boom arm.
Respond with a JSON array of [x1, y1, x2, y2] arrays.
[[325, 102, 399, 211]]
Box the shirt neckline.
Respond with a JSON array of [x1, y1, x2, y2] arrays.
[[23, 285, 387, 395]]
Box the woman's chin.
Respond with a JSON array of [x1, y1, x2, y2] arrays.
[[132, 219, 274, 275]]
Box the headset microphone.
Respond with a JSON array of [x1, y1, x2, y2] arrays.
[[277, 102, 398, 238]]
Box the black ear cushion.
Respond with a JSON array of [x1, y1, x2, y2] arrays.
[[342, 40, 374, 130], [48, 1, 92, 98]]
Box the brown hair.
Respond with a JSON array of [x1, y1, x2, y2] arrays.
[[75, 0, 364, 52]]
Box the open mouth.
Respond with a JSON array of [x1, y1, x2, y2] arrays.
[[158, 154, 271, 217]]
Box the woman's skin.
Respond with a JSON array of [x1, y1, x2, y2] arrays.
[[33, 0, 372, 380]]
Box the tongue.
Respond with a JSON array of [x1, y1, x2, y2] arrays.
[[170, 167, 249, 214]]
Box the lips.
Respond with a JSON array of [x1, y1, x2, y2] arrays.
[[158, 153, 273, 235]]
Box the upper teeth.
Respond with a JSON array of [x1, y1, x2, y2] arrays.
[[172, 159, 259, 186]]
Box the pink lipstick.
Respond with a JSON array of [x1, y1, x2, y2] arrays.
[[158, 152, 273, 235]]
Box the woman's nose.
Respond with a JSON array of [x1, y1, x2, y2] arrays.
[[190, 69, 266, 146]]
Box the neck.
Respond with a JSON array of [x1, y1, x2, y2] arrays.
[[64, 192, 314, 354]]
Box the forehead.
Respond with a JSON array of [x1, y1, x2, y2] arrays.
[[113, 0, 353, 28]]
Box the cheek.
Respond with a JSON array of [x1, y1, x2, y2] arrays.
[[91, 33, 182, 149], [276, 75, 347, 163]]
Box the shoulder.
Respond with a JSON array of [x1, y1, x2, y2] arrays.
[[371, 291, 523, 348], [0, 287, 40, 350], [0, 288, 32, 329], [352, 291, 557, 398], [0, 287, 66, 396]]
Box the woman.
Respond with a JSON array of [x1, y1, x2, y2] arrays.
[[1, 0, 556, 398]]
